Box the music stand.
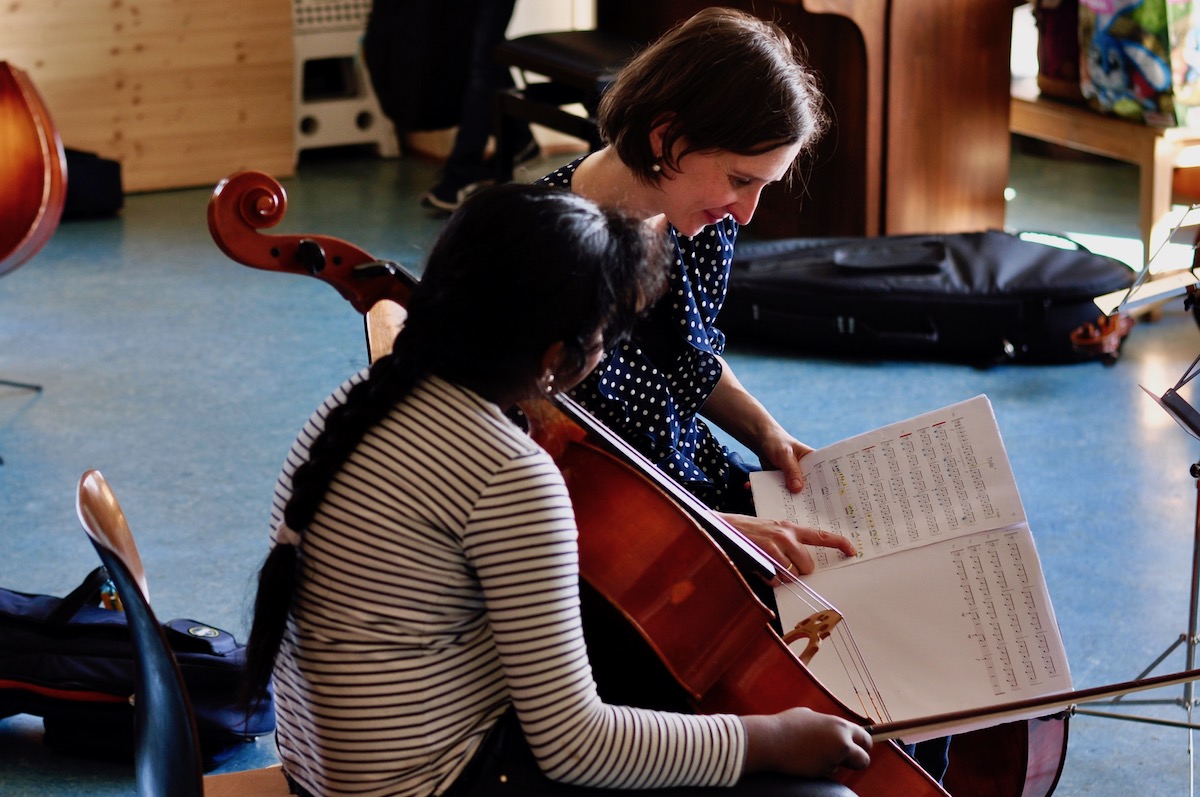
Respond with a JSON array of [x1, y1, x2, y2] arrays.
[[1074, 351, 1200, 797]]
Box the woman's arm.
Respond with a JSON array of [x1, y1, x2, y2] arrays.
[[702, 357, 857, 571], [701, 355, 810, 492], [469, 453, 747, 789]]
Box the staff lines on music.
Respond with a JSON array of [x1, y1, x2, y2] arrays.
[[952, 529, 1064, 696], [782, 415, 1005, 569]]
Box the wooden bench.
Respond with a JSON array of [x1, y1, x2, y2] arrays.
[[1010, 78, 1200, 267]]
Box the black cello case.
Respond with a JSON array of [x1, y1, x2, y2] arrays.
[[721, 230, 1135, 365]]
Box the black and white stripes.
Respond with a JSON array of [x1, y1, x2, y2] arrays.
[[267, 374, 745, 796]]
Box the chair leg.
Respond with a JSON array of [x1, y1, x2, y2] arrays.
[[494, 88, 519, 183], [494, 87, 602, 185], [0, 378, 42, 392]]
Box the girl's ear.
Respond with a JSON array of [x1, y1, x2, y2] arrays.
[[539, 341, 567, 385]]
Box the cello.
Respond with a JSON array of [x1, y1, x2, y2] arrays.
[[0, 61, 67, 278], [208, 171, 1073, 796]]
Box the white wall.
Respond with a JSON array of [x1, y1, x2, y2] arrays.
[[510, 0, 594, 36]]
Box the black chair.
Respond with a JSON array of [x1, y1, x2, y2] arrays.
[[75, 469, 287, 797], [493, 29, 640, 182]]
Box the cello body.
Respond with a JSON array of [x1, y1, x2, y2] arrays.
[[208, 170, 1068, 796], [535, 398, 1067, 797], [0, 62, 67, 277], [942, 718, 1067, 797]]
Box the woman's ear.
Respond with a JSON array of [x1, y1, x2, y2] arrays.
[[648, 118, 671, 161]]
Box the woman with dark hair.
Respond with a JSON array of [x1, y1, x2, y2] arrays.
[[540, 11, 951, 781], [539, 8, 852, 578], [242, 183, 869, 796]]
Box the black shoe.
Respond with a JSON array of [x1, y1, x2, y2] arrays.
[[420, 175, 493, 212], [511, 139, 541, 168]]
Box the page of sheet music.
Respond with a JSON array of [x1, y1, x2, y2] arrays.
[[751, 395, 1027, 572], [774, 524, 1072, 737], [757, 396, 1071, 738]]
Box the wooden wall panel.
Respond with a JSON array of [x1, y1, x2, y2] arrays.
[[598, 0, 1014, 240], [1, 0, 295, 192], [884, 0, 1013, 236]]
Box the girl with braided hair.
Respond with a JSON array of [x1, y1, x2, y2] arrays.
[[242, 183, 869, 797]]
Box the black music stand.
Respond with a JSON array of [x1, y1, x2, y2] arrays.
[[1075, 352, 1200, 746]]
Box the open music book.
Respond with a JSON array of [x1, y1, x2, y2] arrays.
[[752, 395, 1073, 741]]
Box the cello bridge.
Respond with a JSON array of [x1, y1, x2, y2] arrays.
[[782, 609, 843, 665]]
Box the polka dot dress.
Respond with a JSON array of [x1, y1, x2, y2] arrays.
[[539, 158, 754, 513]]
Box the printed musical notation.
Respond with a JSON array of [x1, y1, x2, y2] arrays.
[[754, 395, 1026, 573], [952, 529, 1064, 698], [756, 396, 1071, 740]]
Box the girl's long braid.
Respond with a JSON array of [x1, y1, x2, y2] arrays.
[[241, 331, 423, 706]]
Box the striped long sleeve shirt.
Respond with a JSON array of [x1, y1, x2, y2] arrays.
[[269, 373, 747, 797]]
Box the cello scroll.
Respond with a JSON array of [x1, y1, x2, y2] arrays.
[[207, 170, 415, 313]]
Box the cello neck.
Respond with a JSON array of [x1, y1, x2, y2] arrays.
[[550, 391, 778, 579]]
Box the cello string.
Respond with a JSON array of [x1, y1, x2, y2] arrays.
[[552, 392, 779, 577], [551, 392, 893, 717], [773, 568, 890, 722]]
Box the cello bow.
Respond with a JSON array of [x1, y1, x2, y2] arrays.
[[207, 170, 952, 796], [869, 665, 1200, 745]]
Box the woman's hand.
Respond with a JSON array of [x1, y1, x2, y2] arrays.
[[742, 707, 872, 779], [717, 512, 856, 576], [754, 429, 813, 494]]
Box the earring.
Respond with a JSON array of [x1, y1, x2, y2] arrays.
[[651, 162, 662, 173], [544, 373, 556, 394]]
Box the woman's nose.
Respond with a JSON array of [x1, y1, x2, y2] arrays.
[[728, 190, 764, 225]]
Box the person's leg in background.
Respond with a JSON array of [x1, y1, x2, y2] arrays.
[[423, 0, 537, 211]]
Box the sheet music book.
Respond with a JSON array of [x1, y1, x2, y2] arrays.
[[751, 395, 1072, 741]]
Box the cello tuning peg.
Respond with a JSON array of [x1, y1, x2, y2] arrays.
[[353, 260, 400, 280], [295, 238, 326, 275]]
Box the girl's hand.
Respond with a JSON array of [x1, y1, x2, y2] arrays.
[[742, 707, 872, 779]]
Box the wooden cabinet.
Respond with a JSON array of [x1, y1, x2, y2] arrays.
[[598, 0, 1015, 240], [0, 0, 295, 193]]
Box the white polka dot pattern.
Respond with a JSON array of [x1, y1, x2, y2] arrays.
[[538, 159, 749, 509]]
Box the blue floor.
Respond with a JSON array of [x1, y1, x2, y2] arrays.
[[3, 142, 1200, 795]]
